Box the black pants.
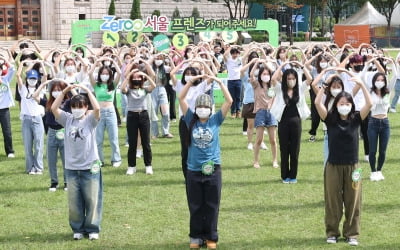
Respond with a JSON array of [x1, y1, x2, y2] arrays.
[[186, 167, 221, 242], [126, 111, 152, 167], [165, 83, 176, 120], [309, 89, 320, 136], [361, 114, 369, 156], [278, 116, 301, 180], [0, 108, 14, 155], [179, 116, 189, 179]]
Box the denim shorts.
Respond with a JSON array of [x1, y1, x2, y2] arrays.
[[255, 109, 278, 128]]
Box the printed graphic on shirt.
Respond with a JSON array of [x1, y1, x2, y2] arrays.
[[0, 84, 8, 96], [192, 126, 213, 148], [69, 126, 85, 141]]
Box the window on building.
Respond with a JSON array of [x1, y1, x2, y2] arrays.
[[79, 14, 86, 20]]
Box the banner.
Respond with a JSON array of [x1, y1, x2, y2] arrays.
[[334, 25, 370, 47]]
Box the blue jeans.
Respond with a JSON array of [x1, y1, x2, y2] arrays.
[[66, 169, 103, 234], [390, 79, 400, 109], [323, 133, 329, 167], [151, 86, 170, 136], [47, 128, 66, 185], [96, 107, 121, 164], [22, 115, 44, 172], [367, 117, 390, 172], [227, 79, 242, 115]]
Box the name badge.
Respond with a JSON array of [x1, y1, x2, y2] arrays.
[[201, 161, 215, 175], [56, 128, 65, 140], [352, 168, 362, 182], [267, 88, 275, 98], [90, 160, 102, 174]]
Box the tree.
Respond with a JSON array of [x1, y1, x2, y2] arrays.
[[172, 7, 181, 19], [152, 10, 161, 17], [369, 0, 399, 28], [108, 0, 116, 15], [191, 7, 200, 18], [222, 0, 250, 19], [130, 0, 142, 20]]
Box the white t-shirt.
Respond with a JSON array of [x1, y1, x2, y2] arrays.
[[18, 85, 44, 117], [173, 80, 211, 117], [225, 56, 242, 80]]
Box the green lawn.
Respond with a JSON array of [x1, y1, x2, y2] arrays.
[[2, 73, 400, 249]]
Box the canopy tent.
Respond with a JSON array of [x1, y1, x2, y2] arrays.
[[340, 1, 387, 26], [391, 4, 400, 26]]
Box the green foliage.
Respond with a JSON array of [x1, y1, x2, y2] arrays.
[[191, 7, 200, 18], [172, 7, 181, 19], [311, 36, 330, 41], [130, 0, 142, 20], [248, 30, 269, 43], [108, 0, 116, 15], [152, 9, 161, 17]]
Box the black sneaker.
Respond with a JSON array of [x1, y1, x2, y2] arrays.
[[49, 183, 58, 192], [309, 135, 316, 142]]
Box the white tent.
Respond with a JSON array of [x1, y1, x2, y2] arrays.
[[340, 1, 387, 26], [390, 3, 400, 26]]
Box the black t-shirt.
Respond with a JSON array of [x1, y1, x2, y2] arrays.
[[325, 112, 361, 165]]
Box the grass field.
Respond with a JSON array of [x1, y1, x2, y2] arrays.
[[1, 52, 400, 249]]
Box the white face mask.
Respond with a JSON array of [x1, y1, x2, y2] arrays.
[[261, 75, 270, 83], [337, 105, 352, 116], [77, 53, 83, 58], [27, 79, 38, 87], [164, 66, 171, 73], [65, 65, 75, 73], [0, 59, 4, 64], [104, 61, 111, 66], [196, 107, 211, 119], [100, 74, 110, 82], [124, 59, 131, 64], [287, 79, 296, 88], [375, 81, 385, 89], [330, 88, 342, 97], [71, 108, 86, 119], [52, 91, 62, 99], [155, 60, 163, 66], [184, 75, 193, 83], [361, 52, 367, 57], [320, 62, 328, 69]]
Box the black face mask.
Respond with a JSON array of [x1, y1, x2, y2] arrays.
[[354, 65, 364, 72], [132, 80, 141, 86]]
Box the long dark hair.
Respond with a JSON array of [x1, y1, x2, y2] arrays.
[[247, 51, 259, 77], [328, 91, 356, 121], [371, 72, 389, 97], [257, 67, 272, 89], [282, 69, 299, 104], [324, 75, 344, 109], [96, 66, 115, 91]]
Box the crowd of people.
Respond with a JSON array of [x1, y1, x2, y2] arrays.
[[1, 36, 399, 247]]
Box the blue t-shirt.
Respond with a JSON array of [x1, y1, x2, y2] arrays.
[[184, 109, 224, 171]]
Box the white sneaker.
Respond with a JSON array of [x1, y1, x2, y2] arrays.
[[28, 171, 36, 175], [247, 143, 253, 150], [122, 117, 127, 123], [136, 149, 143, 158], [7, 153, 15, 158], [145, 166, 153, 175], [389, 108, 396, 113], [260, 142, 268, 150], [126, 167, 137, 175], [73, 233, 83, 240], [112, 161, 122, 168], [272, 161, 279, 168], [89, 233, 99, 240], [377, 171, 385, 181], [347, 238, 358, 246], [124, 143, 129, 147], [36, 171, 43, 175], [364, 155, 369, 162], [242, 131, 247, 136], [370, 172, 378, 181]]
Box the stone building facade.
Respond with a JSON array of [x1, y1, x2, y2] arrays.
[[0, 0, 230, 44]]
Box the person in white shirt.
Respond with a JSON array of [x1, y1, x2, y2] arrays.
[[223, 46, 242, 118]]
